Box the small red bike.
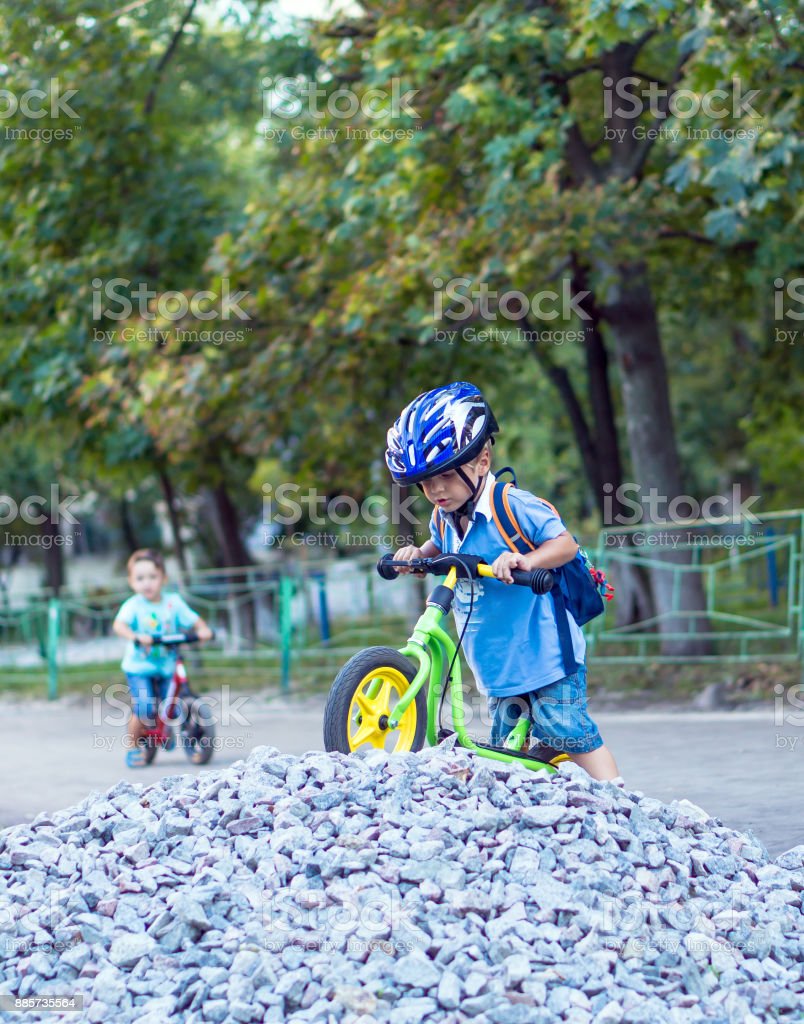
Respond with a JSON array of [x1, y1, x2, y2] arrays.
[[126, 631, 216, 768]]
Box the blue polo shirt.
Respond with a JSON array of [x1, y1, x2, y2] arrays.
[[429, 473, 586, 698], [115, 592, 199, 677]]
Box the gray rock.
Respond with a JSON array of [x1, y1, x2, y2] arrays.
[[2, 744, 801, 1024], [461, 992, 497, 1016], [388, 999, 438, 1024], [520, 805, 566, 829], [93, 967, 128, 1005], [170, 894, 212, 931], [392, 950, 441, 989], [109, 933, 157, 967], [200, 999, 229, 1022], [493, 1002, 541, 1024], [436, 970, 461, 1008], [61, 943, 92, 972], [503, 953, 531, 987]]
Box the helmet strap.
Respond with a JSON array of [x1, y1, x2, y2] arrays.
[[448, 467, 485, 534]]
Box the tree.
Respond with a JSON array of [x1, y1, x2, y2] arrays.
[[212, 0, 801, 651], [0, 0, 315, 577]]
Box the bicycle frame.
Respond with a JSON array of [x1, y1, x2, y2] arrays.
[[373, 566, 559, 773], [144, 654, 188, 742]]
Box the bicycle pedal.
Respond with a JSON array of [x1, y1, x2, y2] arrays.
[[475, 739, 556, 766]]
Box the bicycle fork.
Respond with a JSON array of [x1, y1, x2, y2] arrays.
[[376, 567, 557, 772]]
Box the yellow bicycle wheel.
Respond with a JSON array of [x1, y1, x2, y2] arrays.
[[323, 647, 428, 754]]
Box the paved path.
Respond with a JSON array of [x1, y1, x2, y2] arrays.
[[1, 694, 801, 857]]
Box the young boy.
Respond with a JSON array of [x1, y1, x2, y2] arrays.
[[113, 549, 212, 767], [386, 381, 620, 782]]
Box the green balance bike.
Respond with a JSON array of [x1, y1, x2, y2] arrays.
[[323, 553, 570, 773]]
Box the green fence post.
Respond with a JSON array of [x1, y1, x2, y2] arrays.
[[279, 576, 294, 693], [47, 598, 61, 700]]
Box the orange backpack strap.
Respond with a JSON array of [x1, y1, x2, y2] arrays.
[[492, 481, 584, 673], [490, 482, 537, 554], [430, 508, 447, 549]]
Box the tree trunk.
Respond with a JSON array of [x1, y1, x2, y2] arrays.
[[208, 482, 255, 648], [521, 281, 656, 627], [602, 260, 710, 655], [119, 496, 140, 553], [210, 482, 252, 567], [574, 260, 623, 505], [40, 517, 64, 595], [572, 262, 656, 627], [157, 467, 189, 576], [395, 483, 419, 548]]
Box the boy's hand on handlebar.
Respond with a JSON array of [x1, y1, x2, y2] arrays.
[[194, 623, 214, 642], [491, 552, 527, 584], [135, 633, 153, 650], [393, 545, 425, 574]]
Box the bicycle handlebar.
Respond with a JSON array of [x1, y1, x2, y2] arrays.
[[136, 630, 215, 648], [377, 553, 554, 595]]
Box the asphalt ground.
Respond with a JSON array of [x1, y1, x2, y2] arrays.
[[1, 693, 801, 858]]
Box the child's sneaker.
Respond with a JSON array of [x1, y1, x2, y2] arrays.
[[125, 737, 153, 768], [608, 775, 626, 788], [125, 745, 147, 768]]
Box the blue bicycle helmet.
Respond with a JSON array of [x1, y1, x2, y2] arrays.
[[385, 381, 499, 485]]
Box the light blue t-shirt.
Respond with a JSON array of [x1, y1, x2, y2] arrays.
[[115, 592, 199, 677], [429, 473, 586, 698]]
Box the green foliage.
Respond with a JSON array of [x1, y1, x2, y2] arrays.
[[0, 0, 801, 577]]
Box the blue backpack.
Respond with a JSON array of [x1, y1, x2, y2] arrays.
[[433, 472, 614, 674]]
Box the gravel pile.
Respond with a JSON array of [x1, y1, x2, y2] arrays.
[[1, 743, 802, 1023]]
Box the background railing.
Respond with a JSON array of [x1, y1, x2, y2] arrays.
[[2, 510, 802, 698], [0, 555, 422, 697], [590, 510, 804, 662]]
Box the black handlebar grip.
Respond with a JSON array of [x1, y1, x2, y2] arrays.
[[511, 568, 554, 594], [377, 554, 399, 580]]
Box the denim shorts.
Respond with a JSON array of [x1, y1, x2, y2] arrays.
[[126, 673, 169, 723], [487, 665, 603, 754]]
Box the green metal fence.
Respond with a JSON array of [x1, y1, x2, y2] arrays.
[[3, 510, 802, 697], [589, 510, 804, 663], [0, 555, 419, 698]]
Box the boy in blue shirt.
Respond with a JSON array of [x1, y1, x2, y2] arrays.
[[113, 548, 212, 766], [387, 381, 620, 782]]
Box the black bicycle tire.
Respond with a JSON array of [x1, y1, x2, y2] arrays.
[[140, 737, 158, 766], [179, 696, 216, 765], [323, 646, 427, 755]]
